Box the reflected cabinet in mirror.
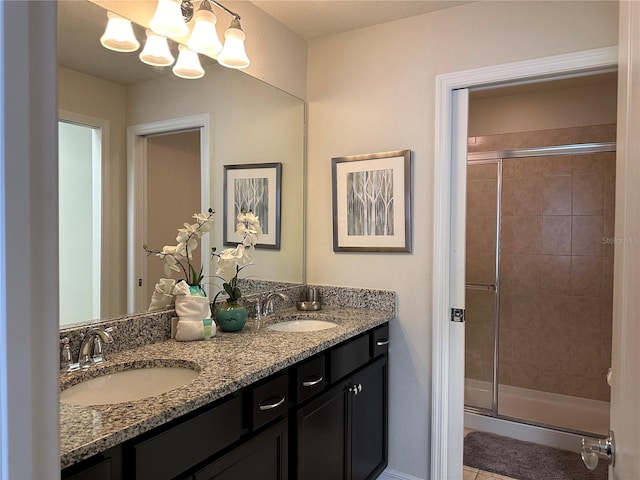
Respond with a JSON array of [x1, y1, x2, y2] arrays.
[[58, 0, 305, 326]]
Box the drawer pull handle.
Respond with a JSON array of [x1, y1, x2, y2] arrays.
[[302, 375, 324, 387], [259, 396, 286, 411], [376, 339, 389, 346]]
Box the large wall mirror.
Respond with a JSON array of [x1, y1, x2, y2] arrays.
[[58, 0, 305, 326]]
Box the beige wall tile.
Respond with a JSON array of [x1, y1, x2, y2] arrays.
[[468, 163, 498, 181], [573, 174, 604, 215], [542, 215, 571, 255], [543, 175, 572, 215], [571, 256, 603, 296], [541, 255, 571, 295], [510, 174, 543, 216], [501, 216, 542, 254], [544, 155, 573, 176], [571, 215, 604, 256], [570, 296, 604, 338], [468, 179, 499, 217], [540, 294, 572, 336]]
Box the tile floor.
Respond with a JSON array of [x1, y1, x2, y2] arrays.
[[464, 466, 518, 480]]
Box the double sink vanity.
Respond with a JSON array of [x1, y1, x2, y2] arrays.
[[60, 286, 394, 480]]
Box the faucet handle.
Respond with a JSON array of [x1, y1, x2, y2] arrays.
[[60, 337, 79, 372]]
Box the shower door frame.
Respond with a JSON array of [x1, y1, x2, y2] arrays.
[[464, 142, 617, 427]]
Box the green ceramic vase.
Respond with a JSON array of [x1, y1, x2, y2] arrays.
[[216, 300, 247, 332]]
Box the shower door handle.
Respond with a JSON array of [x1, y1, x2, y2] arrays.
[[465, 283, 496, 292], [581, 430, 615, 470]]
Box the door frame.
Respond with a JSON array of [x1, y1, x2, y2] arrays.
[[127, 114, 212, 312], [430, 46, 618, 480]]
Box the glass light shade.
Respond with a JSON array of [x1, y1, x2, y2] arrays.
[[149, 0, 189, 38], [172, 44, 205, 79], [100, 12, 140, 52], [218, 19, 250, 69], [139, 30, 175, 67], [187, 8, 223, 58]]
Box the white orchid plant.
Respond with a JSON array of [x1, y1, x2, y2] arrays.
[[212, 210, 262, 303], [144, 208, 215, 290]]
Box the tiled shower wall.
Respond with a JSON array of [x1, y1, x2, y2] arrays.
[[465, 125, 615, 402]]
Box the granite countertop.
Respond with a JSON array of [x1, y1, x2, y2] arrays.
[[60, 306, 393, 469]]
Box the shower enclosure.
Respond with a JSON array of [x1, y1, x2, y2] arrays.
[[464, 139, 616, 445]]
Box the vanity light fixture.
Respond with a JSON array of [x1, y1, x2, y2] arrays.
[[149, 0, 190, 38], [100, 12, 140, 52], [217, 18, 250, 69], [99, 0, 250, 80], [139, 29, 175, 67], [187, 0, 223, 58], [172, 44, 205, 79]]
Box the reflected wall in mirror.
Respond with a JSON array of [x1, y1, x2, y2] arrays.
[[58, 0, 305, 326]]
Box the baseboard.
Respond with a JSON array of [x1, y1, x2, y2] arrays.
[[378, 467, 425, 480]]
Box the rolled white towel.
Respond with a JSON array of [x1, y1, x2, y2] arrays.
[[148, 278, 177, 311]]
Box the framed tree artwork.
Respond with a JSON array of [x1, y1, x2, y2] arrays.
[[223, 162, 282, 249], [332, 150, 411, 252]]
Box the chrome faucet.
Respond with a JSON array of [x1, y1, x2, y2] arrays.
[[77, 326, 114, 369], [259, 292, 291, 316]]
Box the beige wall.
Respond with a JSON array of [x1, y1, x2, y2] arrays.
[[58, 66, 128, 318], [306, 1, 618, 477], [469, 79, 618, 136], [127, 65, 305, 290]]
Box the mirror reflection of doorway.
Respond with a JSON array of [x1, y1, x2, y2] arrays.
[[58, 120, 103, 324], [143, 130, 201, 308]]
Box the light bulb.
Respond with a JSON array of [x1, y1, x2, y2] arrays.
[[100, 12, 140, 52], [139, 30, 175, 67], [172, 44, 205, 79], [150, 0, 189, 38], [218, 18, 250, 69], [187, 2, 223, 58]]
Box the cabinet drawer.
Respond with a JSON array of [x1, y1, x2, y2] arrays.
[[251, 371, 289, 430], [296, 355, 326, 404], [330, 334, 370, 382], [371, 324, 390, 357], [132, 395, 242, 480]]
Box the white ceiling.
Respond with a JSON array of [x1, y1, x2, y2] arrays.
[[248, 0, 472, 40]]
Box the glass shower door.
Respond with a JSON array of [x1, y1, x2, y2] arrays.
[[464, 161, 500, 412]]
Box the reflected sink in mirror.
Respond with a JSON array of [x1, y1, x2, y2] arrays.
[[60, 366, 200, 406], [267, 314, 338, 332]]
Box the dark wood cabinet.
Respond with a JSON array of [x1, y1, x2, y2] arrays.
[[61, 446, 121, 480], [296, 379, 348, 479], [296, 350, 388, 480], [194, 419, 288, 480], [349, 356, 388, 480]]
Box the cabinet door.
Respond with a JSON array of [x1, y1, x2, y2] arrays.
[[296, 381, 348, 480], [349, 356, 388, 480], [194, 419, 288, 480]]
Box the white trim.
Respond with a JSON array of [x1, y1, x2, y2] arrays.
[[59, 110, 111, 319], [127, 114, 212, 312], [378, 467, 425, 480], [1, 2, 59, 478], [431, 46, 618, 480]]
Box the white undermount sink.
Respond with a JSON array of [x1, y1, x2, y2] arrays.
[[60, 366, 199, 406], [267, 317, 338, 332]]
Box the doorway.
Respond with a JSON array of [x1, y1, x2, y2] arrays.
[[143, 130, 201, 307], [430, 46, 619, 480], [127, 114, 211, 312]]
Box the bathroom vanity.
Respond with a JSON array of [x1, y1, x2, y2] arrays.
[[60, 296, 393, 480]]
